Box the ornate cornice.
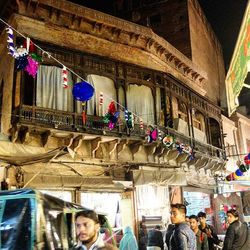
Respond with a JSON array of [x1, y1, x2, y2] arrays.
[[12, 0, 207, 95]]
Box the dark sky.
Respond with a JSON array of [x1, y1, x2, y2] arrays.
[[198, 0, 248, 70], [70, 0, 248, 71]]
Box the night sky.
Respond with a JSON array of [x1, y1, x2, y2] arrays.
[[198, 0, 248, 70], [69, 0, 248, 71]]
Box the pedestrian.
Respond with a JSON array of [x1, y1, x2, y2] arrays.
[[185, 216, 190, 226], [189, 215, 209, 250], [166, 203, 196, 250], [71, 210, 118, 250], [139, 221, 148, 250], [197, 212, 220, 250], [147, 225, 164, 250], [222, 208, 249, 250], [119, 226, 138, 250]]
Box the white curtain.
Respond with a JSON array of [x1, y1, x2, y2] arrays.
[[127, 84, 155, 124], [85, 75, 116, 116], [36, 65, 73, 112]]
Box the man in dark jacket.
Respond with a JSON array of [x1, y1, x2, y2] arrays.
[[166, 203, 196, 250], [222, 209, 249, 250], [147, 225, 164, 250], [197, 212, 220, 250]]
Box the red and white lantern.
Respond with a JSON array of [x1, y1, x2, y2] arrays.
[[62, 66, 68, 88]]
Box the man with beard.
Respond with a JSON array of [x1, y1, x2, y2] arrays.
[[71, 210, 118, 250]]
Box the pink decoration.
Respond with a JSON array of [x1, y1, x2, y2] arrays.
[[108, 121, 114, 130], [25, 56, 39, 78]]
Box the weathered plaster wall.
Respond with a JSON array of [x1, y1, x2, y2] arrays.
[[188, 0, 226, 105]]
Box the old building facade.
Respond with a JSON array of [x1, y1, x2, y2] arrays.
[[0, 0, 226, 231]]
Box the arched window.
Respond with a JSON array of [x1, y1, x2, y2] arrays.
[[209, 118, 222, 148], [127, 84, 154, 124], [192, 110, 205, 132]]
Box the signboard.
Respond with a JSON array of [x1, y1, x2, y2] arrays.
[[226, 2, 250, 115]]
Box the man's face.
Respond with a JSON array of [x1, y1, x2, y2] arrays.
[[227, 213, 238, 224], [198, 216, 206, 225], [170, 207, 185, 224], [190, 218, 198, 231], [75, 216, 100, 243]]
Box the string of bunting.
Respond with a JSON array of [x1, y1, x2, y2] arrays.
[[2, 18, 194, 158], [225, 153, 250, 181]]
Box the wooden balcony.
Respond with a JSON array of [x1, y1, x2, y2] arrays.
[[12, 105, 225, 160]]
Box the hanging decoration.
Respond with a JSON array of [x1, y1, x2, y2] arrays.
[[225, 152, 250, 181], [158, 130, 163, 141], [146, 125, 158, 143], [15, 46, 29, 70], [103, 101, 119, 130], [99, 92, 104, 105], [244, 153, 250, 165], [125, 109, 134, 129], [24, 56, 39, 78], [6, 27, 17, 57], [139, 118, 144, 130], [62, 66, 68, 88], [23, 37, 35, 53], [72, 80, 95, 102], [163, 135, 174, 148], [82, 102, 87, 125]]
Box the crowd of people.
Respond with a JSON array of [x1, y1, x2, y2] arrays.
[[70, 204, 249, 250], [139, 204, 249, 250]]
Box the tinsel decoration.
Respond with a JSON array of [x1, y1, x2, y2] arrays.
[[25, 56, 39, 78], [15, 46, 29, 71], [6, 27, 16, 57], [62, 66, 68, 88], [103, 101, 119, 130], [99, 92, 104, 105], [30, 53, 42, 62], [125, 110, 133, 129], [147, 126, 158, 143]]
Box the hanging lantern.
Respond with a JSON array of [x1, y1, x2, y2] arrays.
[[233, 169, 243, 180], [239, 164, 248, 173], [225, 172, 235, 181], [244, 153, 250, 165], [72, 81, 94, 102]]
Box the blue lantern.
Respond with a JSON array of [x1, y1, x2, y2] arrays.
[[72, 81, 94, 102]]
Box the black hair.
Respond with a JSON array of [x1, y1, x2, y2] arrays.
[[171, 203, 187, 214], [197, 212, 206, 218], [75, 210, 99, 224], [227, 209, 239, 218], [189, 215, 198, 221], [155, 225, 161, 230]]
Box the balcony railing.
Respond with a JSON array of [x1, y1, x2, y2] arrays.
[[13, 105, 225, 159]]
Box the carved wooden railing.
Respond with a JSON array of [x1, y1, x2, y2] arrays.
[[14, 105, 225, 159]]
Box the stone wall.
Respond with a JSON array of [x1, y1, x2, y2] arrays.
[[188, 0, 226, 105]]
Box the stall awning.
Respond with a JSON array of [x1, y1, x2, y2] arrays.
[[0, 141, 66, 165], [133, 169, 187, 186]]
